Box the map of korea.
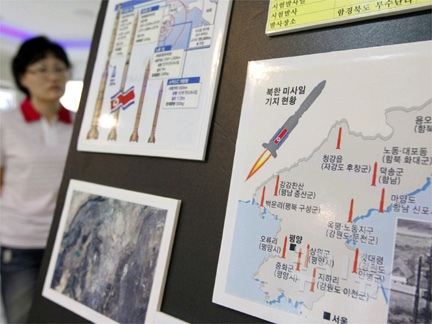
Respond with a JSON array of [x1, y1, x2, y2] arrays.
[[253, 100, 431, 323], [158, 0, 217, 50]]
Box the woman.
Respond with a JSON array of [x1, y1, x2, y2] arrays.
[[0, 36, 74, 323]]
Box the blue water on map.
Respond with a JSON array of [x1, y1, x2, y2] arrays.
[[225, 200, 301, 314], [225, 201, 279, 302], [188, 8, 203, 28], [225, 179, 431, 315]]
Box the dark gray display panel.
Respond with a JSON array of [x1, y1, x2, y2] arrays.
[[29, 1, 431, 323]]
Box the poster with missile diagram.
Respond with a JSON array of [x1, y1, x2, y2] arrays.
[[77, 0, 231, 160], [213, 41, 432, 324]]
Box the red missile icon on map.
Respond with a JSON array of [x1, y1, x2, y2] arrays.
[[246, 80, 326, 181]]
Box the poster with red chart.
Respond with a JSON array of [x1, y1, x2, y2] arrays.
[[213, 41, 432, 324]]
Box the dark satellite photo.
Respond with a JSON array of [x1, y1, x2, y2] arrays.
[[51, 191, 167, 323]]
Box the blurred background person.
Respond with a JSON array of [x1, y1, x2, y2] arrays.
[[0, 36, 74, 323]]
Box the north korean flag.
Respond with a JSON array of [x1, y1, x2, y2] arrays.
[[273, 128, 289, 146], [111, 86, 135, 112]]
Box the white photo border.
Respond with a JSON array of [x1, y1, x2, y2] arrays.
[[43, 179, 186, 324]]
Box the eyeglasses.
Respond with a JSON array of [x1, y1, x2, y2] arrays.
[[26, 66, 69, 78]]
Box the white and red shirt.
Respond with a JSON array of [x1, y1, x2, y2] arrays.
[[0, 98, 73, 248]]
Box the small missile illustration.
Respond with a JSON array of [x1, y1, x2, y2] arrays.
[[108, 12, 138, 141], [246, 80, 326, 181], [130, 60, 150, 142], [148, 81, 164, 143]]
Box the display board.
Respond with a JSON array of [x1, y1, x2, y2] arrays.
[[29, 0, 431, 323]]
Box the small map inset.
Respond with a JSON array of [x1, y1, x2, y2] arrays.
[[159, 0, 217, 50]]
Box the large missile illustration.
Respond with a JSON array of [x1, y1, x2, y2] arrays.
[[246, 80, 326, 181], [86, 4, 121, 139], [108, 12, 138, 141]]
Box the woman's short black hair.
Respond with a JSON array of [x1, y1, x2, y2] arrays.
[[12, 36, 71, 96]]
